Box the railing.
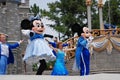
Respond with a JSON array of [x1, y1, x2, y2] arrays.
[[91, 28, 120, 37], [64, 28, 120, 60], [63, 36, 78, 60]]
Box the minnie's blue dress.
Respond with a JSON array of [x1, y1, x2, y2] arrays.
[[23, 33, 55, 63], [51, 49, 68, 75]]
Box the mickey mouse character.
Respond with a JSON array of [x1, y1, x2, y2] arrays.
[[20, 15, 55, 75], [72, 27, 91, 76]]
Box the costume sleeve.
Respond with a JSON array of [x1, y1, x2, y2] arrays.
[[49, 42, 57, 56], [21, 30, 30, 36], [49, 42, 56, 48], [44, 34, 53, 38], [62, 43, 69, 47], [8, 43, 20, 49], [21, 30, 35, 37], [49, 42, 54, 44], [78, 37, 87, 48]]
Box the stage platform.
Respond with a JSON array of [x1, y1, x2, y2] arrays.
[[1, 73, 120, 80]]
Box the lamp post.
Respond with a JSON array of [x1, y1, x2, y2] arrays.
[[86, 0, 92, 31], [98, 0, 104, 30]]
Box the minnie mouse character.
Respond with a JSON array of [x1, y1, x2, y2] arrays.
[[72, 27, 91, 76], [20, 15, 55, 75]]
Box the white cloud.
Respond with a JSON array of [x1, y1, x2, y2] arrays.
[[29, 0, 59, 11]]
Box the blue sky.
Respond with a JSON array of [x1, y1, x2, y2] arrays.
[[29, 0, 59, 11]]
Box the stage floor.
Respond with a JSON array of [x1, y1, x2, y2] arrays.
[[1, 73, 120, 80]]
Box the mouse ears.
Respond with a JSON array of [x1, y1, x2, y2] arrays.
[[20, 14, 41, 30], [71, 23, 84, 37], [29, 14, 41, 21], [20, 19, 31, 30]]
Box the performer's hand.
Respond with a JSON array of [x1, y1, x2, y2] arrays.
[[19, 40, 24, 44]]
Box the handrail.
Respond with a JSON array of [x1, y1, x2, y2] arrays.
[[91, 28, 120, 37]]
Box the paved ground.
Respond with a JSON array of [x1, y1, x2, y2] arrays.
[[1, 73, 120, 80]]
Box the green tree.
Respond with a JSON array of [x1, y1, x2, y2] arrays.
[[40, 0, 87, 37], [30, 3, 40, 16], [40, 0, 100, 38], [103, 0, 120, 27], [91, 0, 100, 29]]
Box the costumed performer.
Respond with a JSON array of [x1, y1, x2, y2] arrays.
[[49, 41, 75, 76], [20, 14, 55, 75], [72, 27, 91, 76]]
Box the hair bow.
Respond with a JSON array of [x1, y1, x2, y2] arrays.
[[29, 14, 41, 21]]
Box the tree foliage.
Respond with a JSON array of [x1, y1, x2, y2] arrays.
[[30, 0, 120, 38], [40, 0, 101, 35], [40, 0, 89, 37], [103, 0, 120, 27], [30, 4, 40, 16]]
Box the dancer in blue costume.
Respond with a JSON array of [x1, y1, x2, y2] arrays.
[[20, 14, 55, 75], [50, 41, 75, 75], [72, 27, 91, 76], [0, 33, 23, 75]]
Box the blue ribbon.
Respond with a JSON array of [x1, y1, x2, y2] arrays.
[[29, 14, 41, 21]]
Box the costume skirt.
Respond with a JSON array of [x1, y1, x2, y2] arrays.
[[51, 59, 68, 75], [23, 39, 55, 64]]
